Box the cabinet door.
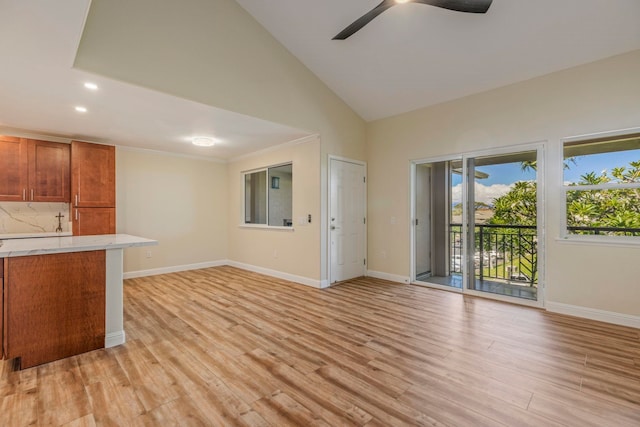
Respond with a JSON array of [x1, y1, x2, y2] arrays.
[[1, 259, 4, 360], [5, 251, 105, 369], [71, 141, 115, 207], [0, 137, 28, 201], [27, 139, 70, 202], [73, 207, 116, 236]]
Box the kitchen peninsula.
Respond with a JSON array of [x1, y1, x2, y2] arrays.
[[1, 234, 156, 369]]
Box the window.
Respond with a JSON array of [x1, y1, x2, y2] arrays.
[[244, 163, 293, 227], [562, 131, 640, 240]]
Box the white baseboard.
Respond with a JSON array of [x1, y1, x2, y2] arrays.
[[546, 301, 640, 329], [123, 260, 227, 279], [226, 260, 323, 288], [105, 331, 125, 348], [124, 259, 322, 288], [366, 270, 411, 284]]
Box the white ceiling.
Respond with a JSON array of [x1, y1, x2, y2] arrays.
[[235, 0, 640, 121], [1, 1, 639, 159], [0, 0, 311, 161]]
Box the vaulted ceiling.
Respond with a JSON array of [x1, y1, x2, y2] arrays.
[[1, 0, 639, 158], [235, 0, 640, 120]]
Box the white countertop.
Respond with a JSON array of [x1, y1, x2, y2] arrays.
[[0, 234, 157, 257]]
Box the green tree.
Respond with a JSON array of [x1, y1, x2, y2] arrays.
[[566, 162, 640, 233], [489, 181, 537, 226], [490, 160, 640, 233], [484, 160, 640, 286]]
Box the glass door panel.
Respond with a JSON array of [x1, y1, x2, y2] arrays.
[[466, 150, 539, 300]]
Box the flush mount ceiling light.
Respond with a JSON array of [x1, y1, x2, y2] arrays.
[[84, 82, 99, 90], [192, 136, 217, 147], [75, 106, 87, 113]]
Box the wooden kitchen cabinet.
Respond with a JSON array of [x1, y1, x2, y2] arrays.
[[4, 251, 105, 369], [1, 259, 4, 360], [0, 136, 70, 202], [71, 141, 116, 235], [0, 136, 29, 201], [71, 141, 115, 208], [28, 139, 70, 202], [73, 207, 116, 236]]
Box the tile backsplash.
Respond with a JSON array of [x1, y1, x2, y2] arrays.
[[0, 202, 71, 234]]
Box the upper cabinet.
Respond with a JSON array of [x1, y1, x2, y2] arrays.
[[71, 141, 115, 208], [0, 137, 28, 201], [28, 139, 71, 202], [0, 137, 70, 202]]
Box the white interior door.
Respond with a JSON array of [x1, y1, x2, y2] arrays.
[[330, 158, 366, 283]]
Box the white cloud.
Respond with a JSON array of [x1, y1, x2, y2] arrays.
[[451, 183, 514, 205]]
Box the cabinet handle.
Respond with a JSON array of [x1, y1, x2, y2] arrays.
[[75, 209, 78, 221], [30, 189, 34, 201], [23, 189, 26, 200], [75, 194, 78, 207]]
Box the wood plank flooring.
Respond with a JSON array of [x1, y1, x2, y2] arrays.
[[1, 265, 639, 426]]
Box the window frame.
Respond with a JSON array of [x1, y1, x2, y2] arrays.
[[241, 162, 294, 231], [560, 128, 640, 245]]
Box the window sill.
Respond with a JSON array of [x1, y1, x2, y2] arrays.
[[556, 235, 640, 248], [238, 224, 295, 232]]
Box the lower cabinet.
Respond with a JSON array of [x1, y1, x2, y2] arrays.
[[1, 258, 4, 360], [73, 207, 116, 236], [4, 251, 105, 369]]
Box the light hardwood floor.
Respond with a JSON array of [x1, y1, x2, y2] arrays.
[[1, 266, 639, 426]]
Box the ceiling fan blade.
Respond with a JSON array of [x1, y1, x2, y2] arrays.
[[413, 0, 493, 14], [333, 0, 396, 40]]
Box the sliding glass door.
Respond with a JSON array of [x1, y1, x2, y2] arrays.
[[413, 145, 543, 304]]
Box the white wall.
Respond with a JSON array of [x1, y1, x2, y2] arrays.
[[116, 147, 228, 274], [367, 50, 640, 321]]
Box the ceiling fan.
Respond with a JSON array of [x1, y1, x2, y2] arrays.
[[333, 0, 493, 40]]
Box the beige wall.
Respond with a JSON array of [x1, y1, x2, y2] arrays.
[[75, 0, 366, 281], [367, 50, 640, 316], [116, 148, 228, 273], [227, 137, 321, 283]]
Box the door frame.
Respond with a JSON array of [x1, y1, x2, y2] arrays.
[[327, 155, 367, 285], [409, 142, 546, 308]]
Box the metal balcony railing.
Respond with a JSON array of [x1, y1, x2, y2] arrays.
[[450, 224, 538, 287], [450, 223, 640, 287]]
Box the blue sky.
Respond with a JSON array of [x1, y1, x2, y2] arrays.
[[463, 150, 640, 186], [449, 150, 640, 205], [563, 150, 640, 183]]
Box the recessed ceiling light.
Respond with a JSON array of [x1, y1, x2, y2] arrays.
[[84, 82, 99, 90], [395, 0, 410, 3], [75, 106, 87, 113], [192, 136, 217, 147]]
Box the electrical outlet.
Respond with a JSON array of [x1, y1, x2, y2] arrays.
[[146, 251, 152, 258], [273, 249, 278, 259]]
